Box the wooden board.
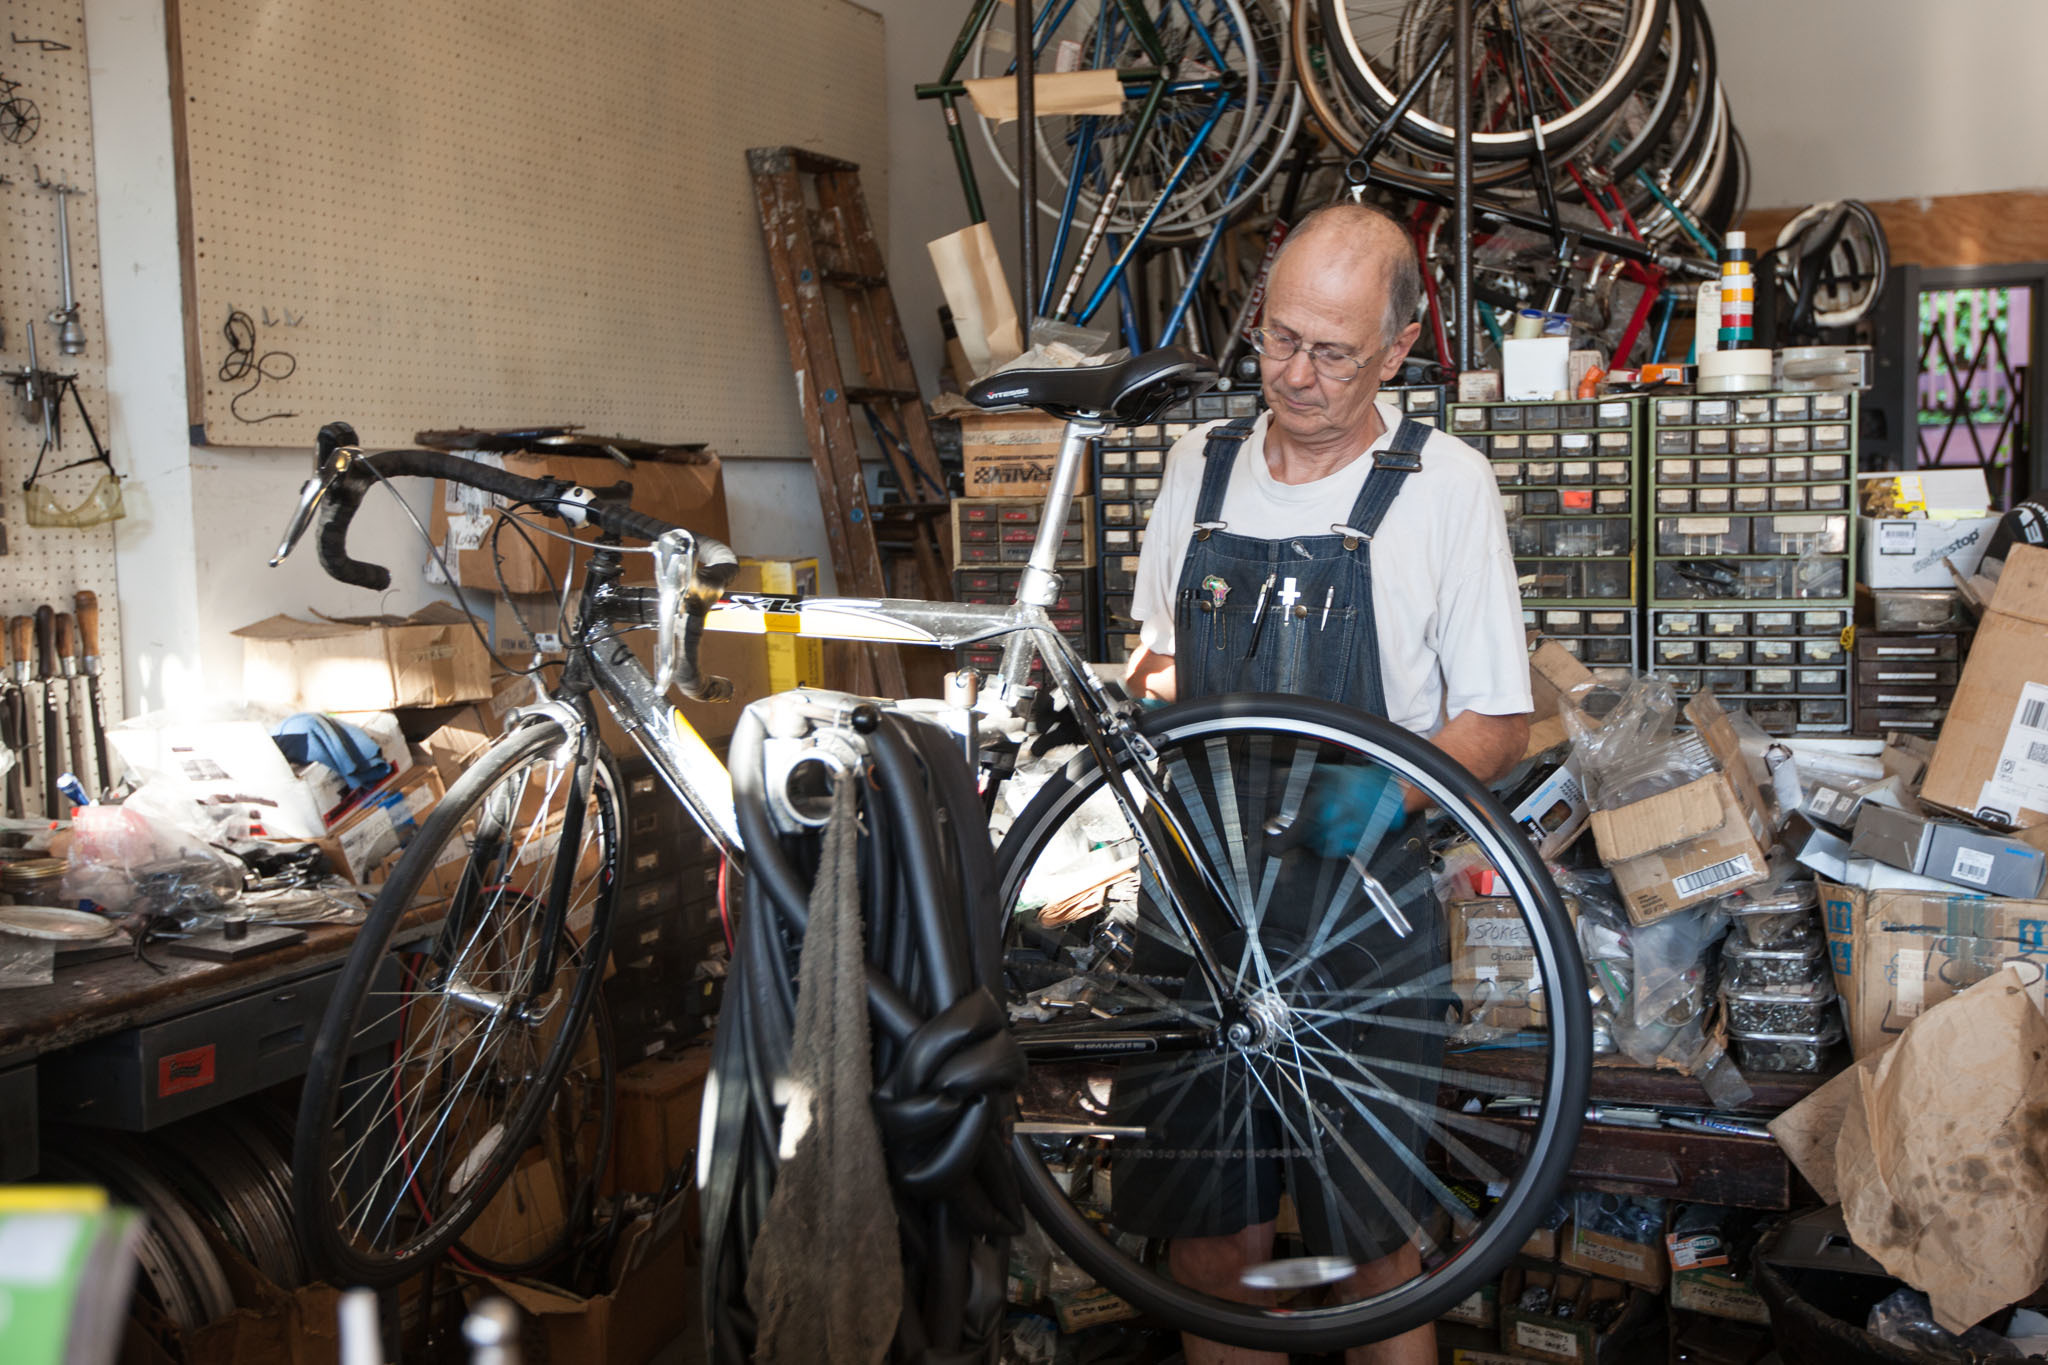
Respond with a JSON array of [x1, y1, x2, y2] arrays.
[[166, 0, 887, 452], [1745, 191, 2048, 269]]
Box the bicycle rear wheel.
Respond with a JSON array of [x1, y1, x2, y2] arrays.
[[292, 714, 623, 1285], [992, 694, 1589, 1352]]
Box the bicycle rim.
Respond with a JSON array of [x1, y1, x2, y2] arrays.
[[292, 718, 622, 1285], [1321, 0, 1669, 161], [970, 0, 1274, 234], [992, 694, 1589, 1351]]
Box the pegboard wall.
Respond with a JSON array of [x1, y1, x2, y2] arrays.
[[0, 0, 124, 724], [168, 0, 889, 454]]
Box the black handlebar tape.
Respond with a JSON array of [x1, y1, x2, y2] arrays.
[[310, 446, 740, 594]]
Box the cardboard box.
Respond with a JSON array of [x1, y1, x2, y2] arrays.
[[323, 765, 444, 882], [1512, 759, 1590, 860], [1587, 693, 1771, 925], [1524, 639, 1595, 760], [958, 409, 1091, 499], [237, 603, 493, 711], [417, 679, 533, 788], [1668, 1267, 1769, 1325], [1441, 1280, 1500, 1329], [1819, 880, 2048, 1057], [1923, 544, 2048, 827], [1562, 1222, 1667, 1293], [1449, 898, 1548, 1030], [463, 1150, 566, 1267], [430, 451, 729, 594], [608, 1046, 714, 1195], [108, 717, 327, 840], [471, 1203, 696, 1365], [1849, 804, 2048, 898], [1498, 1265, 1646, 1364], [1860, 515, 2000, 588]]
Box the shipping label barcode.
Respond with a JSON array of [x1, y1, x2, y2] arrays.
[[1951, 847, 1996, 886], [2024, 699, 2048, 730], [1674, 854, 1755, 899]]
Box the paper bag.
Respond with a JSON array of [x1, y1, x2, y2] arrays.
[[928, 222, 1024, 379], [1837, 967, 2048, 1333]]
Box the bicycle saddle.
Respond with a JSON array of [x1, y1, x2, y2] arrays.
[[966, 346, 1220, 426]]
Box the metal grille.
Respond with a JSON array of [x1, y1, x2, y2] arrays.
[[1918, 286, 2033, 503]]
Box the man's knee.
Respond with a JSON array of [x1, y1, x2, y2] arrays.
[[1170, 1223, 1278, 1296]]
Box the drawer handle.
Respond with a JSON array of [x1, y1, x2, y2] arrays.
[[272, 990, 299, 1004]]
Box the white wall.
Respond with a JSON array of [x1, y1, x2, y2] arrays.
[[1705, 0, 2048, 208]]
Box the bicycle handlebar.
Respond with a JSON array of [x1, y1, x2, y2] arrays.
[[298, 422, 741, 699]]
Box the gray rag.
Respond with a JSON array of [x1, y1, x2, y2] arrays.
[[744, 774, 903, 1362]]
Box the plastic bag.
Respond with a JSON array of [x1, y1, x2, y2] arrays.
[[0, 934, 54, 989], [1867, 1288, 2025, 1360], [1629, 905, 1728, 1034], [62, 782, 244, 916], [1562, 674, 1716, 810]]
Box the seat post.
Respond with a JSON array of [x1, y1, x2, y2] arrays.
[[1018, 416, 1106, 607]]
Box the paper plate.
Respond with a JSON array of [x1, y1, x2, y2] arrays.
[[0, 905, 118, 941]]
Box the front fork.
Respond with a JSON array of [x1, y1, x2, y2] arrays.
[[430, 703, 601, 1023]]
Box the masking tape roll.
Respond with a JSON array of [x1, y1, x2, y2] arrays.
[[1697, 348, 1773, 378]]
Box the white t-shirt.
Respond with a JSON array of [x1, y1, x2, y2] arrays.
[[1132, 403, 1532, 738]]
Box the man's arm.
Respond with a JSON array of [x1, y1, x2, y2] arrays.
[[1396, 709, 1526, 814], [1125, 646, 1176, 703]]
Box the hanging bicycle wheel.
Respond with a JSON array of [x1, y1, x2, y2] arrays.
[[292, 716, 623, 1286], [971, 0, 1290, 235], [1320, 0, 1670, 163], [992, 694, 1589, 1352]]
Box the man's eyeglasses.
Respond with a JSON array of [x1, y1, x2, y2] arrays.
[[1248, 328, 1380, 383]]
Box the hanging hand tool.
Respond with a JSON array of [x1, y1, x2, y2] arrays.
[[55, 611, 86, 800], [37, 171, 83, 355], [34, 606, 59, 816], [74, 591, 109, 797], [0, 624, 19, 820], [10, 617, 37, 818]]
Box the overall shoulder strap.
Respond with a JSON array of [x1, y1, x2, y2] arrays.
[[1340, 416, 1429, 540], [1192, 416, 1256, 526]]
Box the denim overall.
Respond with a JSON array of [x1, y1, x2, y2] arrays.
[[1110, 411, 1449, 1257], [1171, 413, 1431, 713]]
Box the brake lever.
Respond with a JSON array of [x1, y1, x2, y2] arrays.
[[269, 473, 329, 566]]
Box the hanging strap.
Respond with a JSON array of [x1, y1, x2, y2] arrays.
[[1190, 416, 1257, 529]]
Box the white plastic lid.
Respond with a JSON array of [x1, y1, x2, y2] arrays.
[[1725, 229, 1747, 251]]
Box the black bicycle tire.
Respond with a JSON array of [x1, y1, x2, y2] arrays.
[[1318, 0, 1671, 162], [991, 693, 1590, 1352], [455, 973, 618, 1275], [1590, 0, 1703, 185], [291, 715, 622, 1286]]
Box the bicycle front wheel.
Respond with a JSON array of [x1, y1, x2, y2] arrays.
[[292, 715, 623, 1285], [993, 694, 1588, 1352]]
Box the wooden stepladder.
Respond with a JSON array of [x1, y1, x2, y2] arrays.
[[748, 146, 953, 697]]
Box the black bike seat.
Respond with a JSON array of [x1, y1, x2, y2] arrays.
[[966, 346, 1220, 426]]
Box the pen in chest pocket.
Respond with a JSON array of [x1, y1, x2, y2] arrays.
[[1244, 573, 1276, 657]]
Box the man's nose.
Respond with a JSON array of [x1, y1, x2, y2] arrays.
[[1279, 346, 1319, 387]]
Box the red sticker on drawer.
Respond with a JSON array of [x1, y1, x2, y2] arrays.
[[1561, 489, 1594, 511], [158, 1045, 217, 1097]]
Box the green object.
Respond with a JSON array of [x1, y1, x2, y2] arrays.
[[0, 1191, 142, 1365]]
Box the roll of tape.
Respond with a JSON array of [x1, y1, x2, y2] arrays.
[[1698, 347, 1774, 378]]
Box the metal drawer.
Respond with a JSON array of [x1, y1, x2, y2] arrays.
[[37, 959, 398, 1131]]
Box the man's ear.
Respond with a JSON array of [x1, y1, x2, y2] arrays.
[[1380, 321, 1423, 381]]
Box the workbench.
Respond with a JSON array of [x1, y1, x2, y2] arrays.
[[0, 917, 422, 1178]]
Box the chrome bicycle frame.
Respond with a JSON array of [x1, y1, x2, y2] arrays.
[[579, 412, 1251, 1018]]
